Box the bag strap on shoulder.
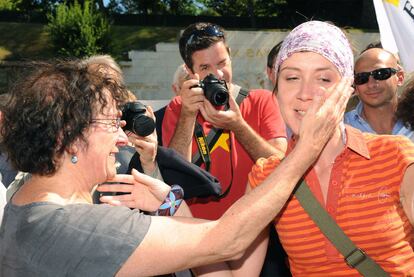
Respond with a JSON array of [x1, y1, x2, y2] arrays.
[[294, 179, 389, 276]]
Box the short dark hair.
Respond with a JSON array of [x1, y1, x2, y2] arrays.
[[179, 22, 228, 72], [396, 76, 414, 130], [267, 41, 283, 69], [0, 60, 129, 175]]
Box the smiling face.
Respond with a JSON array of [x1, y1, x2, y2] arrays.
[[190, 41, 232, 84], [276, 52, 342, 136], [80, 92, 128, 183], [354, 48, 403, 109]]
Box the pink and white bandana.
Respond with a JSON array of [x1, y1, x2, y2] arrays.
[[274, 21, 354, 78]]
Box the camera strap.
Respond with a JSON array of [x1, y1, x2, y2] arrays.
[[194, 123, 212, 172], [192, 87, 250, 168]]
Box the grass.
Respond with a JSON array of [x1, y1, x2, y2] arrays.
[[110, 25, 181, 59], [0, 22, 182, 61], [0, 22, 53, 60]]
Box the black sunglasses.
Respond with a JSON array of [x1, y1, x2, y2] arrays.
[[354, 67, 398, 85], [185, 25, 224, 48]]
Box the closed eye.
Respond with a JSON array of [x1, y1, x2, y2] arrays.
[[286, 76, 299, 81], [319, 78, 331, 83]]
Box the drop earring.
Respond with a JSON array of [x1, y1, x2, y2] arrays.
[[71, 155, 78, 164]]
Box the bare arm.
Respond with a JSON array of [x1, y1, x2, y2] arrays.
[[193, 186, 271, 277], [117, 137, 321, 277], [400, 164, 414, 226], [116, 78, 353, 277], [268, 137, 288, 155], [231, 116, 286, 160], [168, 78, 204, 161], [97, 169, 170, 211], [168, 110, 197, 161]]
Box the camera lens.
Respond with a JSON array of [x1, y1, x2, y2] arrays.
[[121, 101, 156, 137], [212, 90, 229, 106], [201, 74, 229, 106], [132, 115, 155, 137]]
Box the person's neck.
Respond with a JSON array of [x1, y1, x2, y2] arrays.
[[313, 128, 344, 170], [13, 170, 94, 206], [228, 82, 238, 97], [361, 102, 397, 135]]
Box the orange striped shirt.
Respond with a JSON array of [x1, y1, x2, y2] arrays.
[[249, 126, 414, 276]]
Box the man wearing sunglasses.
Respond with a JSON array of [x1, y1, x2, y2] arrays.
[[344, 47, 413, 139], [162, 23, 287, 216]]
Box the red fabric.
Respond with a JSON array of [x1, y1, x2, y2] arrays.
[[162, 89, 286, 219]]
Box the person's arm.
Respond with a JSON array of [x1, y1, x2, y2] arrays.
[[167, 78, 204, 161], [200, 95, 282, 161], [268, 137, 288, 154], [97, 169, 171, 212], [400, 164, 414, 226], [227, 226, 270, 277], [115, 78, 353, 276], [117, 137, 323, 276], [193, 184, 271, 277]]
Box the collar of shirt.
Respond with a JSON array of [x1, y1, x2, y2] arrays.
[[345, 102, 414, 139], [287, 125, 370, 160]]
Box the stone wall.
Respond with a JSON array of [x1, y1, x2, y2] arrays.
[[0, 30, 380, 99], [121, 30, 380, 100]]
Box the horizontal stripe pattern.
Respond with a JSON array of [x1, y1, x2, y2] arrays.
[[249, 131, 414, 276]]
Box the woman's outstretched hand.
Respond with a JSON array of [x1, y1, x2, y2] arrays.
[[97, 169, 171, 212]]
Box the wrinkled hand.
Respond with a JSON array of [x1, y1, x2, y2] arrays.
[[298, 77, 354, 153], [199, 93, 243, 130], [179, 74, 205, 117], [97, 169, 171, 212]]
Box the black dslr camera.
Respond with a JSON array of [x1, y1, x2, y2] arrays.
[[121, 101, 155, 137], [197, 74, 229, 106]]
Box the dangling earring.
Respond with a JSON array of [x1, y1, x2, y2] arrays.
[[71, 155, 78, 164]]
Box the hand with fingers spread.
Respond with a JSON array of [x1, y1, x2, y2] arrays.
[[179, 74, 205, 118], [199, 93, 244, 131], [97, 169, 171, 211], [297, 77, 354, 155]]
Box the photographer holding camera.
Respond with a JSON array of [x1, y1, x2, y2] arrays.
[[162, 22, 287, 220]]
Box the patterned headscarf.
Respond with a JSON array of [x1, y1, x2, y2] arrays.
[[274, 21, 354, 78]]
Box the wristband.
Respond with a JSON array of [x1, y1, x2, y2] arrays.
[[155, 184, 184, 216]]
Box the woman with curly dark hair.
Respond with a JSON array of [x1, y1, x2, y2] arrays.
[[0, 59, 350, 276], [396, 77, 414, 141]]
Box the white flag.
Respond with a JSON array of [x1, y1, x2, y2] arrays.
[[373, 0, 414, 72]]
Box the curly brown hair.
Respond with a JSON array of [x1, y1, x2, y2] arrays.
[[396, 77, 414, 130], [0, 60, 129, 176]]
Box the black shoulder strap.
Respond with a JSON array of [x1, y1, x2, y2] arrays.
[[294, 179, 389, 276], [192, 88, 250, 167]]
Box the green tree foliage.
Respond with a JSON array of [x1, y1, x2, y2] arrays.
[[47, 0, 111, 57], [199, 0, 287, 17], [114, 0, 199, 15], [0, 0, 14, 10], [0, 0, 55, 13]]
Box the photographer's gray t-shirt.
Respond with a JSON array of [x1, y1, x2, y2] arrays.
[[0, 201, 151, 277]]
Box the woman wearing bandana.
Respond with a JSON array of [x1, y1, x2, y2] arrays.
[[235, 21, 414, 276]]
